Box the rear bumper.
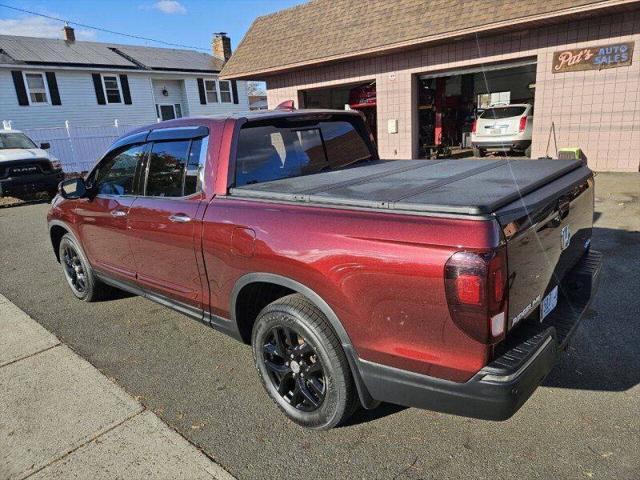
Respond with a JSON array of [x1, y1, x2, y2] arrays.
[[357, 249, 602, 420], [0, 171, 63, 196], [473, 139, 531, 152]]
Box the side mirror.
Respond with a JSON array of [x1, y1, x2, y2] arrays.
[[40, 142, 51, 150], [59, 177, 87, 199]]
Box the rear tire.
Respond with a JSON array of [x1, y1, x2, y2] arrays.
[[59, 233, 109, 302], [252, 293, 359, 430], [524, 145, 532, 157]]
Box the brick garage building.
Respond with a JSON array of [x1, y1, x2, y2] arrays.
[[222, 0, 640, 172]]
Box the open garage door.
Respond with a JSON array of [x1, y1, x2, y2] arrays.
[[300, 81, 377, 141], [416, 59, 537, 158]]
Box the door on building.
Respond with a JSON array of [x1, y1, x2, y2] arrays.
[[300, 81, 377, 141], [416, 60, 537, 158]]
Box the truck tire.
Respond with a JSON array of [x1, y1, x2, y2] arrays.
[[252, 293, 359, 429], [59, 233, 109, 302]]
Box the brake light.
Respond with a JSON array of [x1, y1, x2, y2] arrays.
[[519, 116, 527, 132], [471, 120, 477, 134], [444, 249, 508, 343]]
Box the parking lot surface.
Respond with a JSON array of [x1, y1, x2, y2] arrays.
[[0, 172, 638, 479]]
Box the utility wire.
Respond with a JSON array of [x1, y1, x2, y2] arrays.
[[0, 3, 209, 51]]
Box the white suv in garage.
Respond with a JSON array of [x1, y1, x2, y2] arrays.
[[471, 104, 533, 157]]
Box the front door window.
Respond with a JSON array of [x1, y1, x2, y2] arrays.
[[159, 104, 176, 121]]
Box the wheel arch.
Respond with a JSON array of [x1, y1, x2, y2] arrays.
[[230, 272, 377, 408], [48, 220, 75, 262]]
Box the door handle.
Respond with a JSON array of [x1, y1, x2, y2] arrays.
[[169, 213, 191, 223], [110, 209, 127, 217]]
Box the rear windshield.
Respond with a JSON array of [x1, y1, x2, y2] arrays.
[[0, 133, 37, 150], [479, 107, 527, 119], [234, 118, 373, 187]]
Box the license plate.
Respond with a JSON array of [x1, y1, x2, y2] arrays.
[[540, 286, 558, 322], [490, 129, 503, 135]]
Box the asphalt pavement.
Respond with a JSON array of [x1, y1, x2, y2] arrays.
[[0, 172, 638, 479]]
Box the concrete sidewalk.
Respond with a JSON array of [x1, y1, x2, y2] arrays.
[[0, 294, 235, 480]]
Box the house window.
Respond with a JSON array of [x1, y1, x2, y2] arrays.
[[102, 75, 122, 103], [174, 103, 182, 118], [205, 80, 218, 103], [219, 80, 232, 103], [24, 73, 49, 105]]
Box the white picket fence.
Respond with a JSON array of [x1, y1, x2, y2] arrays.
[[2, 120, 141, 173]]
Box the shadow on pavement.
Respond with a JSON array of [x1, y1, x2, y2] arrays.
[[544, 227, 640, 392], [342, 402, 407, 427]]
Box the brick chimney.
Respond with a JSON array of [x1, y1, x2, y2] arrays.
[[63, 24, 75, 42], [212, 32, 232, 61]]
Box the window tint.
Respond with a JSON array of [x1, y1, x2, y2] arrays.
[[480, 107, 526, 119], [146, 140, 191, 197], [320, 121, 371, 169], [184, 138, 204, 196], [235, 120, 373, 187], [95, 144, 145, 196]]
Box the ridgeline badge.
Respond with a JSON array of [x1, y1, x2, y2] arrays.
[[552, 42, 634, 73]]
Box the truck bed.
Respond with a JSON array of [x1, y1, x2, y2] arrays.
[[230, 158, 584, 216]]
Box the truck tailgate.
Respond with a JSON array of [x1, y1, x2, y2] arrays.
[[495, 164, 594, 330]]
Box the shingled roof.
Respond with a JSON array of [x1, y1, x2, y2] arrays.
[[0, 34, 224, 73], [221, 0, 635, 79]]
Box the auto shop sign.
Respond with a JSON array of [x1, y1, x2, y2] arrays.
[[552, 42, 634, 73]]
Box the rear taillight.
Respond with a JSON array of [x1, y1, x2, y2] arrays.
[[444, 249, 508, 344], [519, 116, 527, 132], [471, 120, 477, 134]]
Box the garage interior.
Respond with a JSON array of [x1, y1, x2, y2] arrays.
[[416, 61, 537, 158], [300, 81, 377, 141]]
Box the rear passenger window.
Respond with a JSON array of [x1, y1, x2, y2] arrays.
[[184, 138, 205, 196], [235, 119, 373, 187], [146, 140, 191, 197]]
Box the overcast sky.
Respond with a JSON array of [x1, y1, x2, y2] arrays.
[[0, 0, 305, 52]]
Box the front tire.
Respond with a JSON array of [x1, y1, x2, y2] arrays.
[[59, 233, 108, 302], [252, 294, 359, 429]]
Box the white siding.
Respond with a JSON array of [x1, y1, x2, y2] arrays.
[[151, 79, 189, 117], [0, 68, 157, 130], [1, 68, 250, 131], [184, 77, 249, 116]]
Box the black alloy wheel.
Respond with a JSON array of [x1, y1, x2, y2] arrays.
[[62, 243, 87, 295], [262, 325, 326, 412], [58, 233, 109, 302], [252, 294, 359, 429]]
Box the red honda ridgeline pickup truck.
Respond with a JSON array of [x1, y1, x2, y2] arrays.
[[48, 110, 601, 429]]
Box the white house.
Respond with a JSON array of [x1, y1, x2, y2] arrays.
[[0, 28, 249, 130]]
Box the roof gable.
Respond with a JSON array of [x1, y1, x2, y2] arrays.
[[221, 0, 636, 79]]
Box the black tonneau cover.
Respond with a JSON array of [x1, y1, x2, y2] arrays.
[[230, 159, 583, 216]]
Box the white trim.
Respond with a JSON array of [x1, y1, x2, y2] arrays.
[[22, 71, 51, 106], [157, 103, 177, 121], [0, 64, 221, 76], [100, 73, 123, 104], [203, 78, 219, 104], [218, 79, 233, 104]]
